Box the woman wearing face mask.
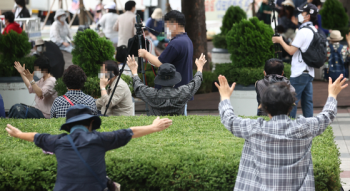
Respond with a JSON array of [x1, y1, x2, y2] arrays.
[[96, 60, 133, 116], [97, 2, 119, 46], [33, 39, 46, 57], [50, 9, 74, 53], [11, 56, 58, 119], [2, 11, 22, 35]]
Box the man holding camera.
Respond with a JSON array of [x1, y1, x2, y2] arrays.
[[272, 3, 319, 118], [138, 10, 193, 90]]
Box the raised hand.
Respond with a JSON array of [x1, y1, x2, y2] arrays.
[[14, 61, 25, 74], [5, 124, 22, 138], [328, 74, 348, 99], [152, 117, 173, 132], [127, 55, 138, 75], [195, 53, 207, 72], [23, 69, 34, 81], [215, 75, 236, 101]]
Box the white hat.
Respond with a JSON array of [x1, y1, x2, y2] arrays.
[[151, 8, 163, 21], [35, 39, 45, 46], [104, 2, 116, 10], [282, 0, 295, 8], [54, 9, 67, 20], [327, 30, 343, 42]]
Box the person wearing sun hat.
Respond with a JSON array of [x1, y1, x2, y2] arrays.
[[32, 39, 46, 57], [127, 53, 207, 116], [326, 30, 350, 80], [5, 104, 172, 191], [50, 9, 74, 53], [279, 0, 298, 40], [145, 8, 169, 47]]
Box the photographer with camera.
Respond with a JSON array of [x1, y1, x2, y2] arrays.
[[272, 3, 321, 118]]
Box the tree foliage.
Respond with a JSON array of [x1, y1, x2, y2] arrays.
[[221, 6, 247, 36], [72, 29, 115, 77], [0, 31, 35, 77], [320, 0, 349, 34]]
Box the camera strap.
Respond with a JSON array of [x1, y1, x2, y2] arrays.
[[67, 134, 107, 191]]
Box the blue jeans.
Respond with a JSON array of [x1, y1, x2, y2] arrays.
[[289, 74, 314, 118]]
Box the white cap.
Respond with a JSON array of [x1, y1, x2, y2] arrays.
[[104, 2, 116, 10]]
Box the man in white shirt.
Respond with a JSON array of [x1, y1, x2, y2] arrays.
[[113, 1, 137, 47], [272, 3, 319, 118]]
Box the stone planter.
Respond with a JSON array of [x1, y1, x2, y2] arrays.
[[0, 77, 36, 112], [229, 84, 258, 116], [211, 48, 231, 71]]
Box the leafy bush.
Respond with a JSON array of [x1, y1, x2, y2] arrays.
[[215, 63, 291, 86], [226, 17, 274, 68], [54, 75, 133, 98], [221, 6, 247, 36], [0, 116, 341, 190], [320, 0, 349, 36], [72, 29, 115, 77], [0, 31, 35, 77], [212, 34, 227, 49]]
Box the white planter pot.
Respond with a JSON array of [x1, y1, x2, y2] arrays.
[[211, 48, 231, 71], [229, 85, 258, 117], [0, 77, 36, 112]]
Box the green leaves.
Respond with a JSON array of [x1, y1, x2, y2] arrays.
[[71, 29, 115, 77], [0, 117, 341, 190], [320, 0, 349, 34], [0, 31, 35, 77], [221, 6, 247, 36]]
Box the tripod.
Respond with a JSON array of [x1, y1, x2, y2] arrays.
[[269, 0, 282, 59], [104, 14, 149, 116]]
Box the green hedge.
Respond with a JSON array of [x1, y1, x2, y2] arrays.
[[320, 0, 349, 36], [214, 63, 291, 86], [0, 116, 341, 190]]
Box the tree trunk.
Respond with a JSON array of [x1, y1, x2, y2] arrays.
[[79, 0, 86, 25], [181, 0, 209, 71], [339, 0, 350, 19]]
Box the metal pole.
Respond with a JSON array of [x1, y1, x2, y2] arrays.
[[42, 0, 56, 30]]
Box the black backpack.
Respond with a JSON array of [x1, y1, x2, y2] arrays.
[[299, 26, 327, 68]]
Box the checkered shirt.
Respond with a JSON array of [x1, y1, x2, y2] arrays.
[[50, 90, 98, 118], [219, 97, 337, 191], [133, 72, 203, 116]]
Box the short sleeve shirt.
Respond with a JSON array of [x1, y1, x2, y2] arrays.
[[291, 22, 316, 78], [158, 33, 193, 89]]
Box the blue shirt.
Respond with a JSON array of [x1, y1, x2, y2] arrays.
[[0, 94, 5, 118], [158, 33, 194, 89], [145, 18, 164, 36], [34, 127, 133, 191]]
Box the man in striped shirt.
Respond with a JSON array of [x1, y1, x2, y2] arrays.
[[126, 54, 207, 116]]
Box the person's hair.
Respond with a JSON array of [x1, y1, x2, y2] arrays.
[[125, 1, 136, 11], [104, 60, 120, 76], [264, 58, 284, 75], [279, 5, 294, 20], [108, 9, 117, 13], [3, 12, 15, 23], [34, 55, 51, 73], [62, 65, 87, 89], [277, 25, 285, 34], [164, 10, 186, 27], [15, 0, 26, 7], [261, 82, 296, 116], [66, 118, 94, 131], [312, 0, 322, 7]]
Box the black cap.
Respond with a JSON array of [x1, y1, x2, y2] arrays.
[[154, 63, 182, 87], [297, 3, 319, 15]]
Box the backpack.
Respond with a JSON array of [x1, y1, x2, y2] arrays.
[[328, 44, 345, 82], [299, 26, 327, 68]]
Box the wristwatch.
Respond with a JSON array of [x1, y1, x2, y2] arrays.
[[30, 80, 35, 85]]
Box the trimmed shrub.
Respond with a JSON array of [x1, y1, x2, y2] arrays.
[[320, 0, 349, 36], [226, 17, 274, 68], [0, 31, 36, 77], [72, 29, 115, 77], [214, 63, 291, 86], [212, 34, 227, 49], [221, 6, 247, 36], [54, 75, 133, 98], [0, 116, 341, 190]]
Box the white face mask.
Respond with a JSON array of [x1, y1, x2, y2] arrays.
[[59, 16, 66, 22], [34, 71, 43, 79], [2, 20, 5, 26], [37, 46, 43, 52], [298, 14, 305, 23], [166, 27, 172, 39], [98, 73, 105, 79]]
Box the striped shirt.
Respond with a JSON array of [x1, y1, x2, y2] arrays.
[[219, 97, 337, 191], [133, 72, 203, 116]]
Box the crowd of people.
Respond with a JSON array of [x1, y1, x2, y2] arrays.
[[2, 0, 350, 190]]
